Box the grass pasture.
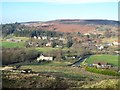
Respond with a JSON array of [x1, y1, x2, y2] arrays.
[[1, 41, 24, 48], [36, 47, 59, 52], [13, 36, 29, 41], [102, 37, 117, 43], [20, 60, 115, 81], [12, 61, 72, 67], [85, 54, 119, 66], [36, 47, 69, 53]]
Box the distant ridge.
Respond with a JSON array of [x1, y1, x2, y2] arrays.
[[20, 21, 41, 24], [17, 19, 118, 33], [47, 19, 118, 26], [20, 19, 119, 26]]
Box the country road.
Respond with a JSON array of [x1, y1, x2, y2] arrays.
[[68, 55, 92, 66]]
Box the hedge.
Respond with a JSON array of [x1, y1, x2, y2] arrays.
[[85, 67, 120, 76]]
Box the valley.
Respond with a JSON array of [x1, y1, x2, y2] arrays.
[[1, 19, 119, 89]]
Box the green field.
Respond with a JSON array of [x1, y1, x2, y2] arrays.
[[36, 47, 59, 52], [85, 54, 119, 66], [1, 41, 25, 48], [20, 62, 110, 80], [13, 36, 29, 41], [102, 37, 117, 43], [36, 47, 69, 52], [12, 61, 72, 67], [4, 36, 29, 41]]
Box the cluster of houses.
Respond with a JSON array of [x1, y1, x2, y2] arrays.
[[26, 36, 66, 47], [92, 61, 113, 69], [27, 41, 63, 48], [95, 40, 120, 51], [90, 61, 119, 72], [112, 40, 120, 46], [33, 36, 47, 40], [33, 36, 66, 41]]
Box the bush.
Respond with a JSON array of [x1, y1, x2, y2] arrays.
[[85, 67, 120, 76]]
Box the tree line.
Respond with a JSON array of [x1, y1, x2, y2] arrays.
[[2, 48, 41, 65], [1, 22, 64, 37]]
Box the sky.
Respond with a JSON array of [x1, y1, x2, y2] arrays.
[[1, 0, 119, 24]]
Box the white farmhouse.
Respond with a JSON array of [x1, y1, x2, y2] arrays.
[[37, 55, 53, 62], [38, 36, 41, 39], [34, 36, 37, 39], [113, 40, 120, 46], [59, 37, 65, 41], [97, 45, 104, 50], [46, 42, 52, 47], [42, 36, 47, 40]]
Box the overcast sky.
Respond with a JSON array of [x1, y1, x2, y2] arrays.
[[1, 0, 118, 23]]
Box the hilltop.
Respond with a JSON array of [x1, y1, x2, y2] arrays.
[[22, 19, 118, 33]]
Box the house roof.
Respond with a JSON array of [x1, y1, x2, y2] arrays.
[[39, 54, 52, 57], [114, 40, 120, 43]]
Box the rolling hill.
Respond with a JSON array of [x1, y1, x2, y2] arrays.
[[22, 19, 118, 33]]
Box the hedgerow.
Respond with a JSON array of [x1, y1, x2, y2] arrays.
[[85, 67, 120, 76]]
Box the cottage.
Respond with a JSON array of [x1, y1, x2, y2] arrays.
[[96, 45, 104, 50], [37, 55, 53, 62], [53, 37, 58, 39], [50, 37, 54, 40], [46, 42, 52, 47], [114, 51, 120, 54], [65, 55, 77, 59], [59, 37, 65, 41], [56, 45, 62, 48], [21, 69, 32, 74], [104, 43, 113, 46], [93, 61, 112, 69], [38, 36, 42, 39], [33, 36, 37, 39], [112, 40, 120, 46], [42, 36, 48, 40]]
